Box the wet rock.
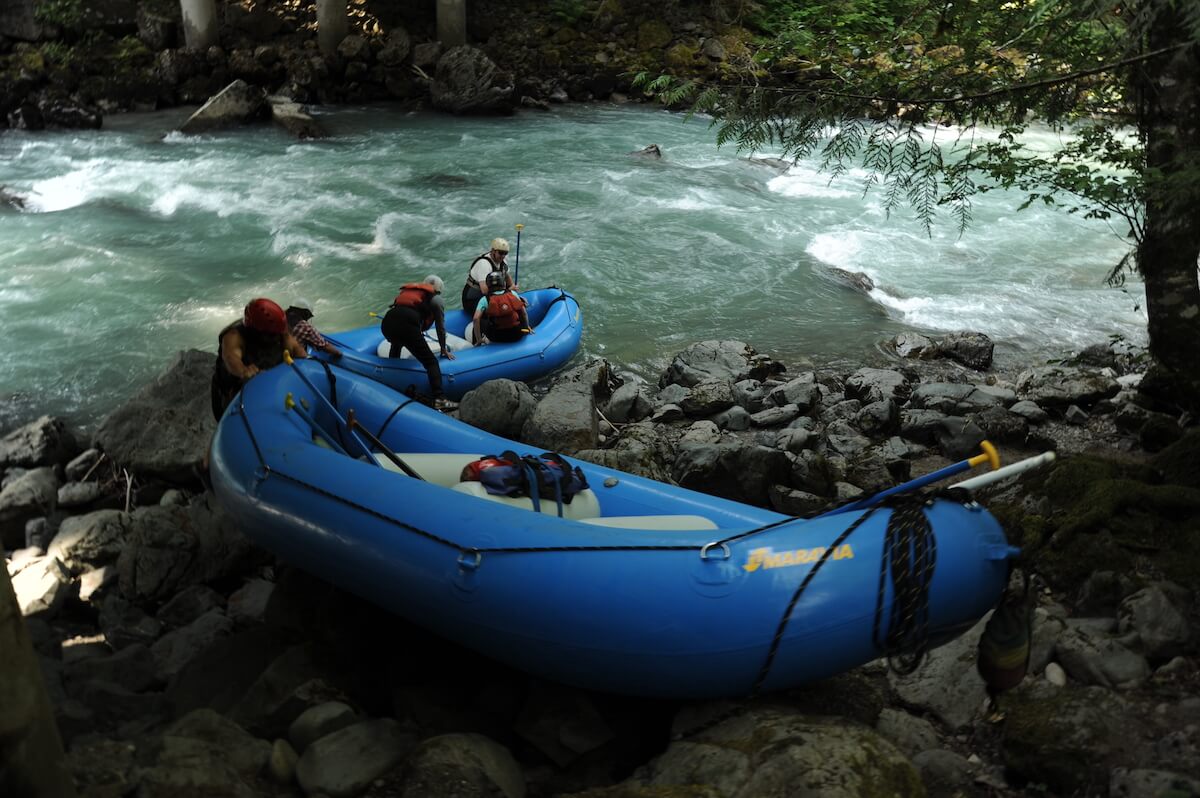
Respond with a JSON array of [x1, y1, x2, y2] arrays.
[[874, 708, 940, 757], [936, 331, 994, 370], [137, 709, 271, 798], [681, 379, 736, 417], [660, 340, 761, 388], [179, 79, 268, 133], [430, 45, 515, 114]]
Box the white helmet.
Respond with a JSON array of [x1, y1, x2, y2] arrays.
[[424, 275, 445, 293], [490, 237, 510, 253], [289, 297, 313, 313]]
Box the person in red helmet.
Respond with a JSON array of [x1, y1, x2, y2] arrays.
[[210, 297, 309, 421]]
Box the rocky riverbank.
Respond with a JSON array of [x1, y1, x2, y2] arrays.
[[0, 0, 748, 131], [3, 332, 1198, 798]]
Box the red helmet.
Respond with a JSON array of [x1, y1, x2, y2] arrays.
[[243, 298, 287, 334]]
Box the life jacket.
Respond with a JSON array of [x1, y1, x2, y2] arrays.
[[391, 283, 437, 330], [460, 451, 589, 516], [211, 322, 285, 420], [483, 291, 522, 330], [466, 254, 506, 288]]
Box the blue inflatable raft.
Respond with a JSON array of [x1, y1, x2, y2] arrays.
[[210, 358, 1018, 699], [313, 286, 581, 400]]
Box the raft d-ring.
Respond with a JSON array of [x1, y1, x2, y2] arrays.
[[699, 541, 731, 561], [457, 550, 482, 571]]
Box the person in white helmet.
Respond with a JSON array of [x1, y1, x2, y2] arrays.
[[286, 298, 342, 359], [461, 236, 516, 311]]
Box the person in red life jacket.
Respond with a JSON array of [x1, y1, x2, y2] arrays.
[[461, 236, 516, 311], [381, 275, 456, 401], [286, 297, 341, 359], [472, 271, 532, 345], [211, 297, 309, 421]]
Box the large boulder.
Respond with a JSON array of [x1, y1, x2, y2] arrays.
[[179, 80, 269, 134], [459, 379, 537, 439], [93, 349, 215, 484], [0, 416, 78, 469], [430, 45, 514, 114], [660, 341, 762, 389]]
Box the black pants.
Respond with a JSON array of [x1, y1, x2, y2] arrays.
[[461, 283, 482, 313], [381, 306, 443, 397]]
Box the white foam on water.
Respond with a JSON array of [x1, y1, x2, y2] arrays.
[[767, 167, 857, 199]]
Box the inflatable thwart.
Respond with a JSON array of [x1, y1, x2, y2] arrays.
[[211, 358, 1021, 699]]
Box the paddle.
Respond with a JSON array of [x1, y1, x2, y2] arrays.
[[817, 440, 1001, 518], [346, 408, 424, 480], [955, 451, 1056, 492], [282, 351, 378, 464], [284, 392, 348, 455], [513, 222, 524, 285]]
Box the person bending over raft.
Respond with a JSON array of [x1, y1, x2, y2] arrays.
[[382, 275, 456, 402], [473, 271, 532, 345], [461, 236, 514, 311], [211, 297, 309, 421]]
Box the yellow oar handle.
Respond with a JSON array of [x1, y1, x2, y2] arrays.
[[283, 350, 294, 366], [515, 223, 524, 231], [284, 391, 296, 410], [368, 311, 380, 318], [967, 440, 1001, 471]]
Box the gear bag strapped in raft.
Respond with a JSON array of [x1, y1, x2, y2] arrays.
[[460, 451, 589, 515]]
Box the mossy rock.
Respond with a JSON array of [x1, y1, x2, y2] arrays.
[[1002, 684, 1126, 794], [637, 19, 673, 50], [990, 454, 1200, 593], [664, 42, 698, 70], [1150, 427, 1200, 490]]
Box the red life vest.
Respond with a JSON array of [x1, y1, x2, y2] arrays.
[[484, 291, 522, 330], [392, 283, 437, 330]]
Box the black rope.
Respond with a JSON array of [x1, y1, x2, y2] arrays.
[[871, 494, 940, 675], [749, 503, 883, 696], [376, 398, 418, 439]]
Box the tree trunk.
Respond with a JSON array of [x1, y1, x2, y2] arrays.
[[1134, 4, 1200, 414], [0, 566, 76, 798], [180, 0, 218, 50], [316, 0, 348, 56]]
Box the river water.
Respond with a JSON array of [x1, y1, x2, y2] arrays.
[[0, 103, 1144, 431]]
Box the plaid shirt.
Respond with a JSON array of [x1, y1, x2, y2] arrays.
[[290, 318, 327, 350]]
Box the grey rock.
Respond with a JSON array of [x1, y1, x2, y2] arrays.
[[179, 79, 268, 133], [889, 614, 990, 730], [430, 45, 515, 114], [459, 379, 537, 439], [1055, 625, 1150, 688], [1118, 585, 1191, 660], [875, 708, 940, 757], [1110, 768, 1200, 798], [56, 481, 106, 509], [712, 405, 751, 431], [296, 718, 418, 798], [93, 349, 216, 484], [0, 415, 78, 469], [604, 381, 653, 423], [402, 733, 526, 798], [660, 340, 759, 388], [289, 701, 359, 754], [681, 379, 736, 417]]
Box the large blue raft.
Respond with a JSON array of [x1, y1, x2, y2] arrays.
[[313, 286, 581, 400], [211, 358, 1018, 699]]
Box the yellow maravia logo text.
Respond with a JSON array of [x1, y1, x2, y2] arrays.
[[743, 545, 855, 572]]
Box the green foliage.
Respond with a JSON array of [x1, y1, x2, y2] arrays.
[[34, 0, 85, 28], [549, 0, 589, 27]]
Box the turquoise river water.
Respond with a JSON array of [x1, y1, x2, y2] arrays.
[[0, 103, 1144, 431]]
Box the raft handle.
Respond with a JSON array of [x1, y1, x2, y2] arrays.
[[700, 541, 731, 561]]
